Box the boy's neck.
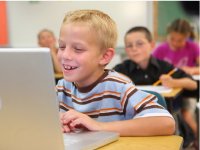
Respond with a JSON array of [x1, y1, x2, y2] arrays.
[[74, 68, 105, 87], [138, 59, 149, 70], [74, 70, 108, 93]]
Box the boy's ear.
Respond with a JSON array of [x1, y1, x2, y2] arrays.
[[150, 41, 156, 51], [99, 48, 115, 65], [151, 41, 155, 48]]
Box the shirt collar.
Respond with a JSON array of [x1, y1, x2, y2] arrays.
[[128, 60, 137, 73], [129, 55, 161, 72], [73, 70, 109, 93], [149, 56, 161, 70]]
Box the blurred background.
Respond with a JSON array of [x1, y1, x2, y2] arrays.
[[0, 1, 199, 51]]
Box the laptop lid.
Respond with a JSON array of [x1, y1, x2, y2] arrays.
[[0, 48, 119, 150], [0, 48, 64, 150]]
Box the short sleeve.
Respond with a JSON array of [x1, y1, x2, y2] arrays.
[[120, 82, 173, 119]]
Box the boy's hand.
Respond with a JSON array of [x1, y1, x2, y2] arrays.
[[59, 112, 71, 133], [160, 74, 174, 88], [61, 109, 102, 132]]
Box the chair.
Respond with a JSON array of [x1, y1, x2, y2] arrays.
[[142, 90, 167, 109]]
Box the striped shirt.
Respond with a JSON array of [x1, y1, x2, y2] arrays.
[[56, 70, 172, 122]]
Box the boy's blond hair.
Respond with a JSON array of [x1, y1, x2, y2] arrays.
[[62, 9, 118, 50]]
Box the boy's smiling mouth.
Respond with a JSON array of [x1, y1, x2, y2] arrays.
[[63, 64, 78, 70]]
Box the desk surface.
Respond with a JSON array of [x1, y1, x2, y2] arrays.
[[55, 73, 63, 79], [161, 88, 183, 100], [137, 85, 183, 100], [99, 135, 183, 150], [137, 86, 183, 112]]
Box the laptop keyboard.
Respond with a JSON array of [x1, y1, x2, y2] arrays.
[[63, 137, 80, 145], [63, 132, 82, 146], [62, 131, 119, 149]]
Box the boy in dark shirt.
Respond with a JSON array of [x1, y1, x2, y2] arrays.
[[114, 26, 197, 147]]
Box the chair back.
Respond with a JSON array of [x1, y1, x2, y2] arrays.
[[143, 90, 167, 109]]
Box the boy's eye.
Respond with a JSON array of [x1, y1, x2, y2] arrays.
[[58, 45, 65, 51], [75, 47, 82, 50], [125, 44, 133, 48], [125, 41, 145, 49], [74, 47, 84, 52], [135, 42, 144, 47]]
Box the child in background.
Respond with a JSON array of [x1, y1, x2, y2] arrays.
[[153, 19, 199, 75], [38, 29, 62, 74], [152, 19, 199, 148], [56, 10, 175, 136], [113, 26, 198, 148], [114, 26, 197, 90]]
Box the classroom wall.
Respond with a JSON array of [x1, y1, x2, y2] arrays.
[[155, 1, 199, 41], [6, 1, 153, 48]]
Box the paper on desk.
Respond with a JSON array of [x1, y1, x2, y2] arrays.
[[192, 75, 200, 80], [136, 85, 172, 93]]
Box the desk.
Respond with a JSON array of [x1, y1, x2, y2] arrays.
[[137, 86, 183, 113], [55, 73, 63, 79], [137, 86, 183, 100], [161, 88, 183, 100], [99, 135, 183, 150]]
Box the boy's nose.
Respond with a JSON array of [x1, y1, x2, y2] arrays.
[[62, 47, 73, 60], [131, 45, 138, 52]]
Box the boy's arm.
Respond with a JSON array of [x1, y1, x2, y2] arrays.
[[61, 110, 175, 136], [99, 116, 175, 136]]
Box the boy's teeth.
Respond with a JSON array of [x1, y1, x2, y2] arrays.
[[64, 65, 77, 70]]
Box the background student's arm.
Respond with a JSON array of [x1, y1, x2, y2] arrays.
[[180, 66, 199, 75], [160, 75, 197, 90], [51, 48, 62, 74], [180, 56, 200, 75]]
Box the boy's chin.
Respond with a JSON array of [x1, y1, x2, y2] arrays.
[[63, 76, 76, 82], [131, 58, 143, 64]]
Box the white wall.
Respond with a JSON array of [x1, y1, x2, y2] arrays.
[[7, 1, 153, 48]]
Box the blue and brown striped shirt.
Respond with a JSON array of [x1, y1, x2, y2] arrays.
[[56, 70, 172, 122]]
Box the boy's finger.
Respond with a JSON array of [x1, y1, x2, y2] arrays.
[[63, 124, 71, 133]]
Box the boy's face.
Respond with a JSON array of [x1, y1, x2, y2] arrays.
[[38, 31, 56, 48], [58, 23, 105, 87], [167, 32, 187, 51], [125, 32, 153, 64]]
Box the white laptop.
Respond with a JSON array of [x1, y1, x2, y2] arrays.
[[0, 48, 119, 150]]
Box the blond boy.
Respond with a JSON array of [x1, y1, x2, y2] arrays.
[[57, 10, 175, 136]]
